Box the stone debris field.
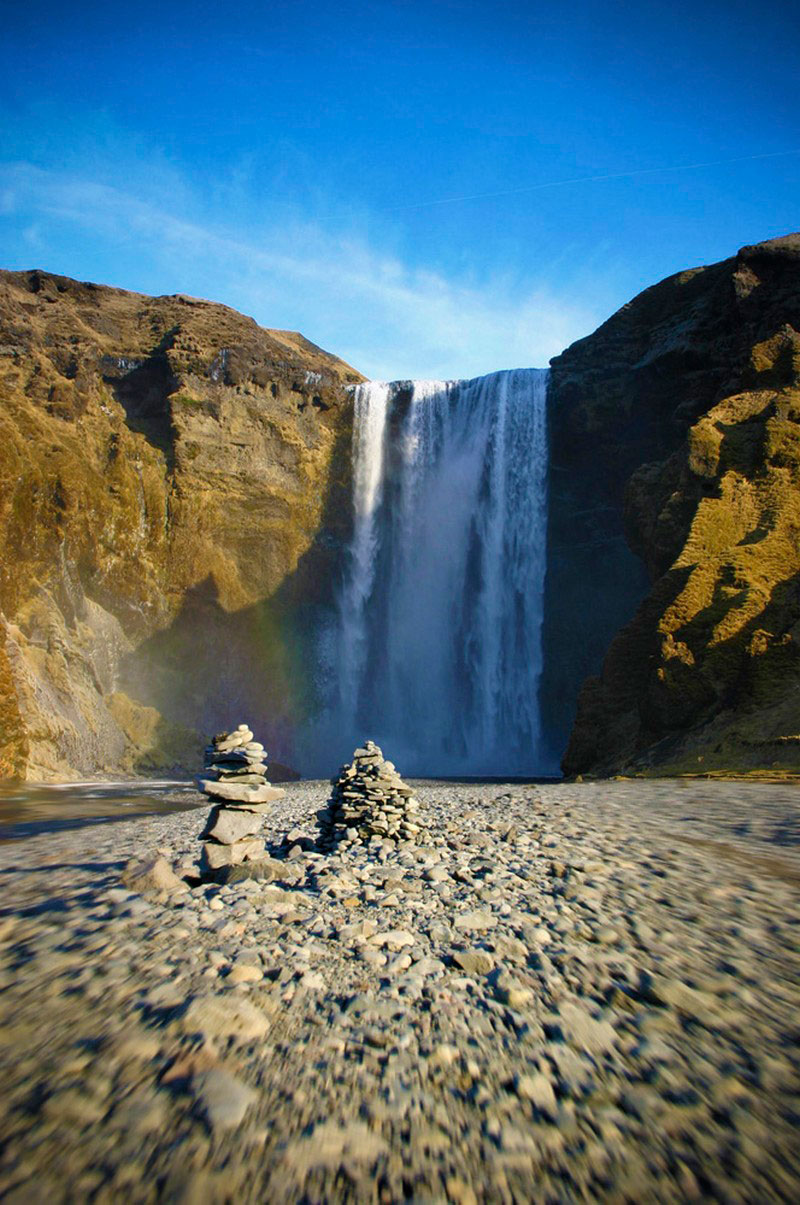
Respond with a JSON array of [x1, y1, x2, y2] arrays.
[[0, 777, 799, 1203]]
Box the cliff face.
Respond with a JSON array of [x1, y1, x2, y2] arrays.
[[5, 237, 799, 783], [545, 233, 800, 776], [0, 270, 362, 779]]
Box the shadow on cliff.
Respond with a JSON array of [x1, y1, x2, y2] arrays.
[[103, 327, 180, 471], [567, 564, 800, 775], [117, 422, 353, 776], [561, 564, 695, 774]]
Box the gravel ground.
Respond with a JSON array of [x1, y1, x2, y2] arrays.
[[0, 778, 799, 1203]]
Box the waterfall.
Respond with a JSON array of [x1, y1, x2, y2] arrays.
[[328, 367, 549, 776], [336, 381, 391, 722]]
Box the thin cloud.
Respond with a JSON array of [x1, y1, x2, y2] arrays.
[[0, 161, 604, 378], [388, 148, 800, 212]]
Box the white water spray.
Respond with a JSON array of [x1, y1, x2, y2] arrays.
[[331, 368, 549, 775], [337, 381, 391, 721]]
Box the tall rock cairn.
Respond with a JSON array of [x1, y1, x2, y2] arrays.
[[317, 740, 423, 851], [198, 723, 284, 872]]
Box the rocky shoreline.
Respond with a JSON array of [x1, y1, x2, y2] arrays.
[[1, 778, 799, 1202]]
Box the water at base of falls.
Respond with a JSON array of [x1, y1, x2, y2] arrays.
[[315, 367, 550, 777]]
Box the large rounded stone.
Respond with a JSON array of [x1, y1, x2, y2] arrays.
[[205, 807, 262, 845]]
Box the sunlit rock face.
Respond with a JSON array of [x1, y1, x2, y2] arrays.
[[545, 233, 800, 777], [0, 269, 362, 779]]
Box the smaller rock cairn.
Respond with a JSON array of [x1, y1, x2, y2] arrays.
[[198, 723, 284, 872], [317, 739, 423, 850]]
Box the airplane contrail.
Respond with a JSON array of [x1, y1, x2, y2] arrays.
[[389, 148, 800, 211]]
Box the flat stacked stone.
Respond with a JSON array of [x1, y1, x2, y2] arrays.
[[199, 724, 280, 803], [317, 740, 423, 850], [197, 723, 284, 872]]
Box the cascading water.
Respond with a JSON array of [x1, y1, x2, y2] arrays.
[[336, 381, 392, 716], [325, 367, 549, 776]]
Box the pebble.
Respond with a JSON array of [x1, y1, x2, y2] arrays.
[[281, 1121, 389, 1173], [453, 909, 497, 932], [120, 855, 188, 895], [515, 1073, 558, 1118], [453, 949, 495, 975], [180, 994, 271, 1041], [494, 979, 534, 1008], [204, 809, 262, 845], [227, 964, 263, 984], [446, 1176, 479, 1205], [555, 1003, 618, 1055], [369, 928, 416, 950], [428, 1043, 460, 1066], [193, 1068, 258, 1132]]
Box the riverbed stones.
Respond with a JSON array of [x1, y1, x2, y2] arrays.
[[197, 723, 284, 874], [1, 779, 800, 1201], [317, 740, 424, 849]]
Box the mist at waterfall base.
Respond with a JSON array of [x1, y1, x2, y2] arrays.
[[302, 368, 553, 778]]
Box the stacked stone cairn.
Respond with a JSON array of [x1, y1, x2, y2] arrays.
[[197, 723, 284, 872], [317, 740, 423, 850]]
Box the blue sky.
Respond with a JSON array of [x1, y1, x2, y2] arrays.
[[1, 0, 798, 378]]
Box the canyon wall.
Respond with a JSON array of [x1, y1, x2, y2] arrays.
[[545, 233, 800, 776], [3, 233, 799, 782], [0, 270, 362, 779]]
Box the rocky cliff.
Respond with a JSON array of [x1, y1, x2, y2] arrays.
[[0, 270, 362, 779], [4, 236, 799, 783], [545, 233, 800, 776]]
